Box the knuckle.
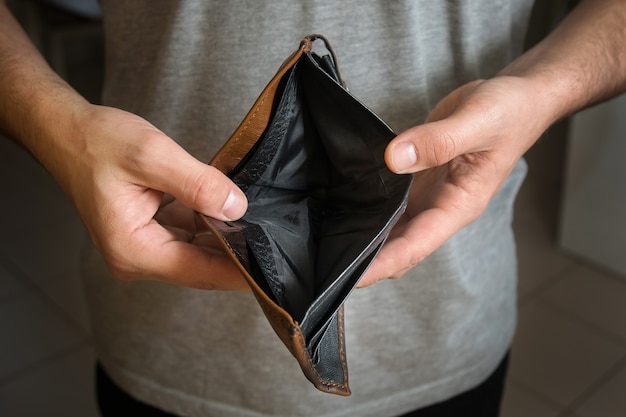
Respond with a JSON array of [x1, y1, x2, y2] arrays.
[[426, 131, 459, 166], [454, 185, 491, 222], [391, 238, 425, 278], [183, 169, 223, 210]]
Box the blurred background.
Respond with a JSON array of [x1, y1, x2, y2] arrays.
[[0, 1, 624, 416]]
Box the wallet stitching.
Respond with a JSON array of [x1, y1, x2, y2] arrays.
[[227, 43, 306, 168], [293, 321, 349, 392], [336, 307, 349, 388], [233, 94, 269, 149]]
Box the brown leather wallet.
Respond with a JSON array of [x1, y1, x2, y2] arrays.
[[195, 35, 413, 395]]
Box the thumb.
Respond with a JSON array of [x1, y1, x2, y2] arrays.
[[137, 139, 248, 221], [385, 118, 477, 174], [385, 81, 488, 174]]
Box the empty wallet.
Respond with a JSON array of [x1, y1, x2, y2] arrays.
[[195, 35, 413, 395]]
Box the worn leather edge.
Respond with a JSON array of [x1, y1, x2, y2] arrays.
[[209, 37, 312, 173]]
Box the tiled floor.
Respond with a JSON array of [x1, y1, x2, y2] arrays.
[[501, 133, 626, 417], [1, 8, 626, 417]]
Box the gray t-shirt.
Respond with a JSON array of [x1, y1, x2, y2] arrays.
[[84, 1, 533, 416]]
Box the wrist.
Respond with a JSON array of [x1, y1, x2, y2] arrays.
[[498, 0, 626, 124], [18, 85, 94, 188], [0, 2, 93, 187]]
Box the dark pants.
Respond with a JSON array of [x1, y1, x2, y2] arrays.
[[97, 354, 509, 417], [398, 354, 509, 417]]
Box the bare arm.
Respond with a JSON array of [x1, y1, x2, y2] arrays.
[[361, 0, 626, 286], [500, 0, 626, 119], [0, 1, 249, 290]]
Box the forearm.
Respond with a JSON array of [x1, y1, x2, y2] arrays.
[[500, 0, 626, 126], [0, 2, 91, 183]]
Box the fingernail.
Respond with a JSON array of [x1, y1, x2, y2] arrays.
[[392, 142, 417, 172], [222, 190, 246, 220]]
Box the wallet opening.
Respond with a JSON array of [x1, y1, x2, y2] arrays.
[[227, 53, 411, 340]]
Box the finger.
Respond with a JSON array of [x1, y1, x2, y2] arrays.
[[385, 115, 483, 174], [115, 221, 250, 291], [385, 88, 497, 174], [154, 197, 195, 232], [357, 163, 495, 288], [155, 240, 249, 291], [130, 135, 248, 221], [357, 206, 464, 288]]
